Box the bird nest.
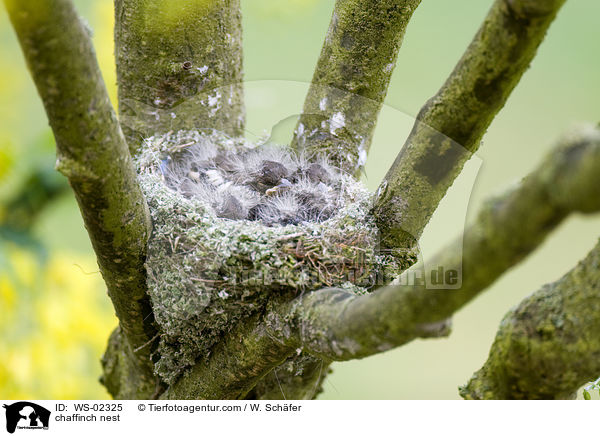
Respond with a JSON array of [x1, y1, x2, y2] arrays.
[[136, 130, 400, 382]]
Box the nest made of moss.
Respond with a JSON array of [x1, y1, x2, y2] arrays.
[[136, 130, 400, 382]]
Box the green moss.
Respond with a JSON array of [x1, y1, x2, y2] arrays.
[[137, 130, 400, 382], [292, 0, 422, 173], [460, 238, 600, 399], [115, 0, 244, 152]]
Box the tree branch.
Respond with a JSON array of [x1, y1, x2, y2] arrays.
[[162, 310, 330, 400], [245, 356, 330, 400], [115, 0, 245, 153], [291, 0, 421, 174], [460, 238, 600, 399], [160, 125, 600, 398], [273, 125, 600, 361], [372, 0, 566, 252], [162, 314, 295, 400], [4, 0, 157, 396]]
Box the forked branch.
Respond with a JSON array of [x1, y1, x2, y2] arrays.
[[373, 0, 566, 252]]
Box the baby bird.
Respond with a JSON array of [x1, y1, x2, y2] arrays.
[[259, 160, 289, 187], [163, 141, 344, 226]]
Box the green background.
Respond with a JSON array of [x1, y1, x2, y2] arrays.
[[0, 0, 598, 399]]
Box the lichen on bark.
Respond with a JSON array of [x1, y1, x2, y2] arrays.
[[373, 0, 567, 252], [291, 0, 421, 174], [4, 0, 158, 397], [115, 0, 245, 153], [460, 238, 600, 399]]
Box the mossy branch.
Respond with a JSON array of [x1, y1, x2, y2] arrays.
[[161, 310, 330, 400], [291, 0, 421, 174], [372, 0, 566, 252], [162, 314, 295, 400], [115, 0, 245, 153], [245, 356, 331, 400], [158, 125, 600, 398], [460, 238, 600, 400], [4, 0, 157, 396], [273, 125, 600, 361]]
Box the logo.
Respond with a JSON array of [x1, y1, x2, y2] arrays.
[[3, 402, 50, 434]]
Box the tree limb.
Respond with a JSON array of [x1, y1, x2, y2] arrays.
[[162, 314, 295, 400], [372, 0, 566, 252], [272, 125, 600, 361], [4, 0, 157, 396], [460, 238, 600, 399], [291, 0, 421, 174], [162, 310, 330, 400], [245, 356, 331, 400], [161, 125, 600, 398], [115, 0, 245, 153]]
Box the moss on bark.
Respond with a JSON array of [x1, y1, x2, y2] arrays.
[[291, 0, 421, 174], [461, 239, 600, 399], [5, 0, 157, 394], [115, 0, 245, 152], [373, 0, 566, 251]]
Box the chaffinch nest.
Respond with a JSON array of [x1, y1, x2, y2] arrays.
[[136, 130, 400, 382]]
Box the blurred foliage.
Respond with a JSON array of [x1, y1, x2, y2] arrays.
[[0, 139, 14, 184], [0, 245, 116, 399], [0, 160, 68, 237], [247, 0, 320, 17], [0, 0, 118, 400]]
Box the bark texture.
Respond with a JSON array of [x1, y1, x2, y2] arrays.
[[115, 0, 245, 153], [291, 0, 421, 174], [4, 0, 157, 397], [372, 0, 566, 252], [461, 239, 600, 399]]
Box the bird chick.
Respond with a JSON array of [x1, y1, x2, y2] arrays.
[[305, 162, 331, 184], [162, 140, 346, 226], [218, 194, 247, 220], [257, 160, 290, 189], [265, 178, 292, 196]]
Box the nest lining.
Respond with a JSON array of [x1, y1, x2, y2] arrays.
[[137, 130, 400, 382]]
